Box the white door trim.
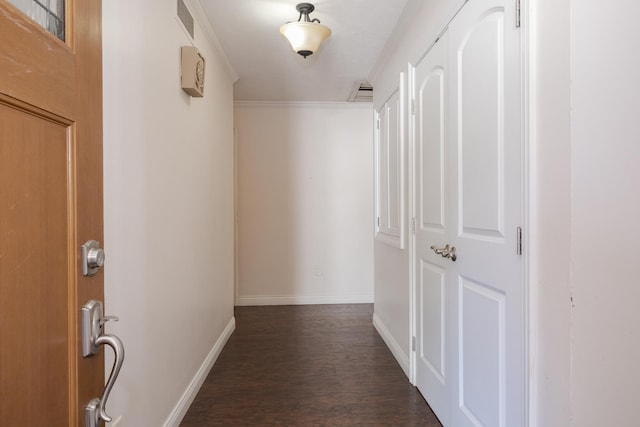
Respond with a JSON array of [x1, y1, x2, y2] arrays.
[[523, 0, 536, 425]]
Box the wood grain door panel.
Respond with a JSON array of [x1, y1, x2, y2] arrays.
[[0, 0, 104, 424], [0, 102, 74, 424]]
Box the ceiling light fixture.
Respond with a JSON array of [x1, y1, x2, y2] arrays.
[[279, 3, 331, 59]]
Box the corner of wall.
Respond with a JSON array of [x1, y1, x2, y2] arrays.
[[373, 312, 410, 378], [184, 0, 239, 83], [163, 317, 236, 427]]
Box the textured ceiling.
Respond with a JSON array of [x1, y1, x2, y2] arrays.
[[199, 0, 410, 102]]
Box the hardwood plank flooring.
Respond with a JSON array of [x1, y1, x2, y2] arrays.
[[181, 304, 442, 426]]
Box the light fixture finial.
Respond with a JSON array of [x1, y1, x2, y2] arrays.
[[280, 3, 331, 59]]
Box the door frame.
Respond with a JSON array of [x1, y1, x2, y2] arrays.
[[407, 0, 533, 424]]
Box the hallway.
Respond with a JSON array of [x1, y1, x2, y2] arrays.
[[181, 304, 441, 426]]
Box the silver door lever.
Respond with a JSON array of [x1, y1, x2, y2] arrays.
[[82, 300, 125, 427], [93, 334, 124, 423], [430, 244, 457, 261]]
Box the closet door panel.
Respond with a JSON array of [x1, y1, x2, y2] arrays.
[[449, 0, 524, 426]]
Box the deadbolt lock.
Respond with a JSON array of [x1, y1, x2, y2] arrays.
[[82, 240, 105, 276]]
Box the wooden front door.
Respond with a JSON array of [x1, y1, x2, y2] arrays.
[[0, 0, 104, 424]]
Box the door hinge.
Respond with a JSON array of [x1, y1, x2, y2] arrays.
[[517, 226, 523, 255], [412, 336, 416, 351], [411, 99, 415, 115], [376, 119, 380, 130], [515, 0, 521, 28], [411, 217, 416, 234], [377, 216, 381, 227]]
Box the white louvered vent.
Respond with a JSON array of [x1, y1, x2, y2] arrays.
[[348, 81, 373, 102]]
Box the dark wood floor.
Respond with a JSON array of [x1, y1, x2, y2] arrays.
[[181, 304, 442, 426]]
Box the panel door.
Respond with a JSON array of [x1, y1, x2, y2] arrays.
[[448, 0, 524, 425], [376, 86, 404, 248], [412, 32, 452, 426], [0, 0, 104, 425]]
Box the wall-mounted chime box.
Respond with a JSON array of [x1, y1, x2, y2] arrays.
[[181, 46, 205, 97]]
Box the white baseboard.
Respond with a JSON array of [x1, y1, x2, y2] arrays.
[[372, 312, 410, 379], [163, 316, 236, 427], [235, 294, 374, 306]]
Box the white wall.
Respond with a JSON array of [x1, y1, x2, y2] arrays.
[[570, 1, 640, 424], [531, 0, 572, 424], [534, 0, 640, 424], [102, 0, 235, 425], [234, 103, 374, 306]]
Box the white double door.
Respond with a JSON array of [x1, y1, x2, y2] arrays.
[[412, 0, 524, 426]]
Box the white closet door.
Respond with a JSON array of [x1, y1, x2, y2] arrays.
[[412, 32, 452, 426], [448, 0, 524, 425], [376, 87, 404, 248]]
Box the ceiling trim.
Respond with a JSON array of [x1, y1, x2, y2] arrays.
[[368, 0, 468, 87], [234, 101, 373, 110], [368, 0, 418, 86], [185, 0, 239, 83]]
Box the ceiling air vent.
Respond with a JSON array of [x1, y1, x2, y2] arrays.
[[348, 81, 373, 102], [177, 0, 194, 39]]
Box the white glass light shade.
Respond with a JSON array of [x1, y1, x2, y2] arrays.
[[279, 21, 331, 58]]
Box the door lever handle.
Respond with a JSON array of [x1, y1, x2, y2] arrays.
[[430, 244, 447, 255], [430, 244, 457, 262], [82, 300, 125, 427], [93, 334, 124, 423]]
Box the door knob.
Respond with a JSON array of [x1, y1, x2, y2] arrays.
[[430, 244, 457, 262], [82, 240, 105, 276]]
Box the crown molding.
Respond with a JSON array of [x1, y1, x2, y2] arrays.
[[234, 101, 373, 109], [184, 0, 239, 84], [368, 0, 420, 86]]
